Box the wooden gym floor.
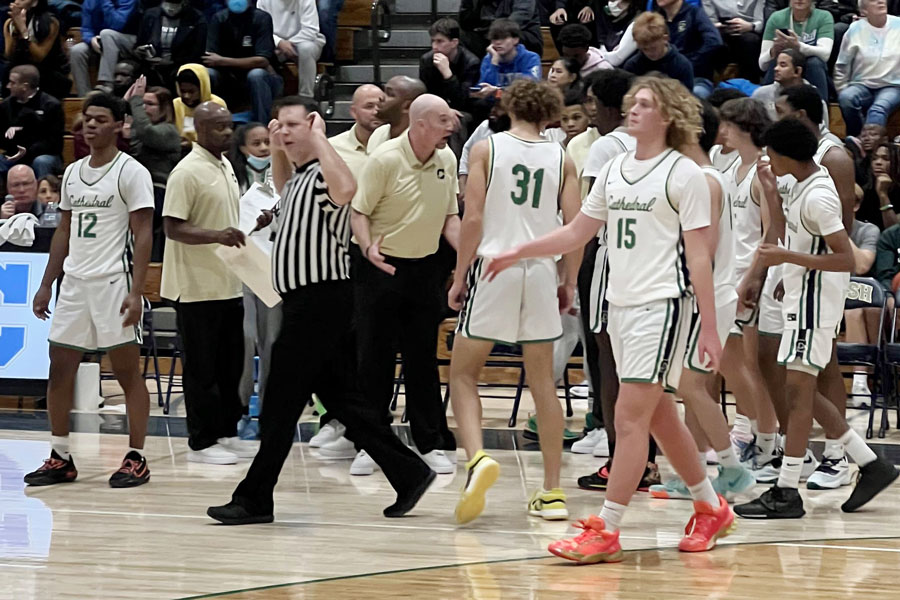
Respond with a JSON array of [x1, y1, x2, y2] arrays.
[[2, 421, 900, 600]]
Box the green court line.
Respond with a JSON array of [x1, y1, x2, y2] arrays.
[[176, 534, 900, 599]]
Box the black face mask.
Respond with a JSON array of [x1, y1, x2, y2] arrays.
[[161, 1, 185, 17], [488, 113, 510, 133]]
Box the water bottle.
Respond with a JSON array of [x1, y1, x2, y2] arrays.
[[40, 202, 60, 227]]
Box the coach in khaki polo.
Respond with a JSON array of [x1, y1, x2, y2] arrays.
[[350, 94, 461, 467], [161, 102, 254, 464]]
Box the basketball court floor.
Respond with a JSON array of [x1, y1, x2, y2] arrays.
[[1, 393, 899, 599]]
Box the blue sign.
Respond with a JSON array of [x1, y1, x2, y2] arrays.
[[0, 254, 52, 379]]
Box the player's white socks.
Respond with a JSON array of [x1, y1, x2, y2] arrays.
[[750, 419, 759, 436], [51, 436, 70, 461], [688, 478, 719, 506], [839, 429, 877, 467], [777, 456, 804, 489], [823, 439, 844, 460], [599, 500, 627, 532], [698, 451, 708, 467], [757, 432, 778, 457], [716, 446, 741, 469], [732, 414, 752, 441]]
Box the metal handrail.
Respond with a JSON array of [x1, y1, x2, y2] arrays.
[[314, 72, 336, 118], [370, 0, 392, 85]]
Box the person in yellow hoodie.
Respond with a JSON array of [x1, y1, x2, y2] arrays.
[[173, 63, 227, 143]]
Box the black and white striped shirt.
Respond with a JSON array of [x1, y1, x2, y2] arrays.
[[272, 160, 351, 293]]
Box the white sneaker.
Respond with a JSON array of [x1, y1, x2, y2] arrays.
[[217, 436, 258, 459], [571, 428, 606, 454], [806, 455, 851, 489], [310, 420, 345, 448], [349, 450, 379, 476], [705, 448, 719, 465], [592, 431, 610, 457], [849, 379, 871, 408], [569, 382, 590, 398], [421, 450, 455, 474], [187, 444, 238, 465], [754, 448, 819, 483], [318, 436, 357, 459]]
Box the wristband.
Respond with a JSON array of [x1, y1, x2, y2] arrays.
[[881, 204, 894, 212]]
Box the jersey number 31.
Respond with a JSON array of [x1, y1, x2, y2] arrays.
[[510, 164, 544, 208]]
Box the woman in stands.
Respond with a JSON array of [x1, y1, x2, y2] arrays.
[[3, 0, 71, 99]]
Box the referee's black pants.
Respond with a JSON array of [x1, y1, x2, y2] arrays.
[[232, 280, 431, 513], [352, 247, 456, 454], [175, 298, 245, 451]]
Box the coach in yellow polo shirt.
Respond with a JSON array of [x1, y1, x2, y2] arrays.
[[349, 94, 461, 473], [329, 84, 385, 175]]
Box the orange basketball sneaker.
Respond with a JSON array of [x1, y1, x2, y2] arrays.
[[547, 515, 624, 564], [678, 494, 735, 552]]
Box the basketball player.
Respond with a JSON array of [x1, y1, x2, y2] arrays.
[[734, 118, 898, 518], [486, 77, 732, 562], [449, 79, 582, 524], [25, 93, 155, 487], [649, 101, 755, 501]]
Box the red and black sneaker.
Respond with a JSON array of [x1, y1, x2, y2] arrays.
[[24, 450, 77, 486], [577, 461, 611, 491], [109, 451, 150, 488]]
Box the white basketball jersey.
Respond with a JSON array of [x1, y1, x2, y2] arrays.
[[477, 132, 565, 257], [702, 166, 737, 306], [782, 168, 850, 330], [602, 149, 698, 307], [710, 144, 739, 173], [60, 152, 154, 279], [775, 136, 843, 202], [726, 157, 761, 277]]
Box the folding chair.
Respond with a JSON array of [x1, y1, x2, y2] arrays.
[[879, 288, 900, 438], [145, 306, 182, 415], [836, 277, 887, 438]]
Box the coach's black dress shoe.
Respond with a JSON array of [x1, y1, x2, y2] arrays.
[[207, 501, 274, 525]]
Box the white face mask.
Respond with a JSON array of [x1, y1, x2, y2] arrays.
[[607, 0, 626, 17]]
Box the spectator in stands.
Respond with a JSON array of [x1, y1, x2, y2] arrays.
[[124, 75, 181, 261], [230, 122, 272, 192], [763, 0, 857, 71], [0, 65, 63, 178], [316, 0, 343, 62], [704, 0, 765, 82], [861, 142, 900, 228], [112, 59, 138, 98], [134, 0, 208, 91], [329, 84, 384, 171], [3, 0, 71, 99], [0, 164, 41, 218], [558, 86, 590, 146], [69, 0, 142, 96], [37, 173, 60, 206], [760, 0, 834, 102], [205, 0, 282, 123], [459, 0, 544, 58], [174, 63, 227, 143], [419, 18, 481, 114], [548, 0, 597, 52], [558, 23, 610, 76], [366, 75, 426, 153], [258, 0, 324, 98], [547, 57, 582, 91], [473, 20, 542, 99], [595, 0, 641, 67], [752, 48, 829, 131], [624, 11, 694, 90], [834, 0, 900, 137], [655, 0, 723, 97]]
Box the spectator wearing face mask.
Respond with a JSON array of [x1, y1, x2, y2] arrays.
[[134, 0, 208, 91]]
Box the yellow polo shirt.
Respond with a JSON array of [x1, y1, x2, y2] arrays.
[[329, 124, 369, 179], [352, 131, 459, 259], [161, 143, 242, 303], [566, 127, 600, 200], [366, 123, 393, 155]]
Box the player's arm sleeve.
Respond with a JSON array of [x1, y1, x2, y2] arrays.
[[672, 160, 711, 231], [581, 161, 612, 221], [350, 155, 387, 216], [121, 161, 155, 212], [162, 168, 194, 221], [804, 190, 845, 237]]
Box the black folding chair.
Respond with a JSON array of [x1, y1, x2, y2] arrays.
[[837, 277, 887, 438]]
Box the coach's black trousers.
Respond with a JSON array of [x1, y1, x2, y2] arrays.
[[175, 298, 245, 451], [233, 281, 432, 513], [352, 247, 456, 455]]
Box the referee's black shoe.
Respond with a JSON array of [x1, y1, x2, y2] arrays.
[[207, 501, 274, 525], [384, 469, 436, 518], [734, 485, 805, 519], [841, 459, 899, 513]]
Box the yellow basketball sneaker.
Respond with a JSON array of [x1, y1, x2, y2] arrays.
[[455, 450, 500, 524], [528, 488, 569, 520]]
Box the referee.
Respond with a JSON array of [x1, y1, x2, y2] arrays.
[[207, 97, 435, 525], [350, 94, 461, 473]]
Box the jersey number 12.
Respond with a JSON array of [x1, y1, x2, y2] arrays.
[[510, 164, 544, 208], [77, 212, 97, 239]]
